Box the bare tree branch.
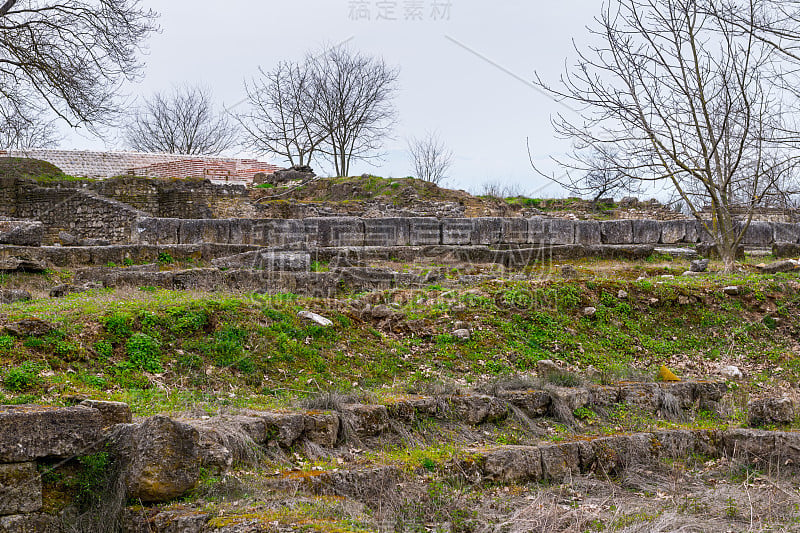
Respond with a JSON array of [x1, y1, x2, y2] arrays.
[[534, 0, 800, 270], [124, 84, 240, 156], [0, 0, 158, 130], [407, 131, 454, 185]]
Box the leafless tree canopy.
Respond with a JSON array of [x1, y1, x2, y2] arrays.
[[237, 62, 327, 167], [0, 104, 60, 149], [535, 0, 800, 269], [0, 0, 157, 129], [407, 132, 454, 185], [241, 47, 398, 176], [124, 85, 239, 156]]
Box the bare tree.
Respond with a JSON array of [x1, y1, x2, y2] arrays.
[[407, 132, 454, 184], [309, 47, 399, 177], [237, 62, 327, 167], [0, 0, 157, 129], [124, 85, 239, 155], [0, 104, 60, 149], [534, 0, 800, 270], [566, 148, 641, 203]]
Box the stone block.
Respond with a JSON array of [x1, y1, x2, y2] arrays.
[[409, 218, 441, 245], [748, 397, 796, 427], [473, 218, 503, 245], [228, 219, 253, 245], [0, 220, 44, 247], [252, 219, 305, 247], [773, 223, 800, 244], [446, 395, 508, 425], [341, 404, 390, 438], [774, 242, 800, 258], [600, 220, 633, 244], [109, 415, 201, 502], [496, 390, 551, 419], [684, 220, 701, 243], [0, 405, 103, 463], [540, 442, 581, 482], [80, 400, 132, 427], [501, 218, 529, 244], [739, 221, 774, 245], [258, 412, 306, 448], [574, 220, 601, 245], [0, 513, 60, 533], [441, 218, 476, 245], [303, 412, 339, 447], [632, 219, 661, 244], [305, 217, 365, 247], [0, 463, 41, 516], [660, 220, 687, 244], [364, 218, 410, 247], [722, 428, 777, 461], [482, 446, 542, 483], [211, 251, 310, 271], [529, 218, 575, 245], [179, 220, 230, 245]]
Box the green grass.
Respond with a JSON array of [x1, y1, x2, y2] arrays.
[[0, 273, 797, 414]]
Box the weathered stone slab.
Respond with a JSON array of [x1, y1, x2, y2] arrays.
[[408, 218, 441, 245], [738, 221, 774, 246], [774, 242, 800, 258], [303, 412, 339, 447], [341, 404, 390, 438], [258, 412, 306, 447], [0, 220, 44, 247], [496, 390, 551, 419], [773, 223, 800, 244], [574, 220, 601, 245], [0, 463, 41, 516], [501, 218, 529, 244], [79, 400, 132, 427], [0, 513, 60, 533], [228, 219, 253, 245], [600, 220, 633, 244], [660, 220, 687, 244], [482, 446, 542, 483], [211, 251, 311, 271], [179, 220, 230, 245], [134, 218, 180, 245], [364, 218, 411, 247], [305, 217, 365, 247], [473, 218, 503, 245], [441, 218, 476, 245], [446, 395, 508, 425], [252, 219, 305, 247], [540, 442, 581, 482], [0, 405, 103, 463], [529, 218, 575, 245], [632, 219, 661, 244], [109, 415, 201, 502]]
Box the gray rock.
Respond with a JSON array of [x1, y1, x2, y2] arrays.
[[539, 442, 581, 482], [259, 412, 306, 447], [0, 463, 41, 516], [582, 306, 597, 317], [0, 258, 46, 273], [0, 290, 31, 305], [536, 359, 560, 376], [447, 395, 508, 425], [660, 220, 687, 244], [773, 223, 800, 244], [757, 260, 800, 274], [303, 412, 339, 447], [0, 405, 103, 463], [79, 400, 132, 427], [0, 220, 44, 247], [4, 319, 55, 337], [211, 251, 311, 272], [482, 446, 542, 483], [298, 310, 333, 327], [560, 265, 579, 279], [600, 220, 633, 244], [690, 259, 709, 272], [341, 404, 390, 438], [0, 513, 61, 533], [574, 220, 601, 245], [722, 286, 740, 296], [632, 219, 661, 244], [496, 390, 551, 418], [739, 221, 774, 246], [453, 328, 471, 341], [748, 397, 796, 427], [719, 365, 743, 380], [49, 282, 102, 298], [109, 415, 201, 502]]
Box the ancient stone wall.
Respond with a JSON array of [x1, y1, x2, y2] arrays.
[[132, 216, 800, 248], [0, 179, 144, 244]]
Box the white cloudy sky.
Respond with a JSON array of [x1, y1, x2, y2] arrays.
[[62, 0, 600, 195]]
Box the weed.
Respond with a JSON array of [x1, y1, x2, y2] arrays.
[[126, 333, 162, 373], [4, 361, 44, 391], [157, 252, 175, 265]]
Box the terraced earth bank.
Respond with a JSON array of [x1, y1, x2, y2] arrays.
[[1, 168, 800, 532]]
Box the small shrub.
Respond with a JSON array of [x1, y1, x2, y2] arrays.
[[126, 333, 162, 373], [72, 452, 113, 510], [93, 341, 113, 360], [4, 361, 43, 391], [104, 312, 133, 341], [0, 335, 14, 353], [157, 252, 175, 265]]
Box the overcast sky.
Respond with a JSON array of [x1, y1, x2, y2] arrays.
[[62, 0, 600, 196]]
